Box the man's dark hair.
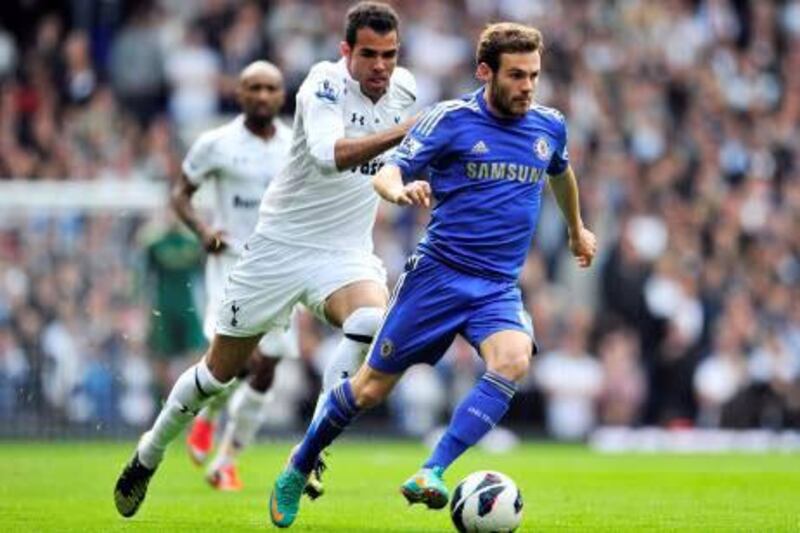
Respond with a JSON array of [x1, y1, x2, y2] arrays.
[[476, 23, 543, 72], [345, 2, 400, 46]]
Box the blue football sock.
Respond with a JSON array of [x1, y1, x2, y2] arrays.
[[424, 371, 516, 472], [292, 380, 361, 474]]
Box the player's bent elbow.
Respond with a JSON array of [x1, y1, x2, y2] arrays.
[[488, 351, 531, 383]]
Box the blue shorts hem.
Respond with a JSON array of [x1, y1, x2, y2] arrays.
[[470, 324, 537, 355], [366, 354, 406, 374]]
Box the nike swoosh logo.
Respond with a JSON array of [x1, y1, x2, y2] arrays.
[[270, 494, 284, 523]]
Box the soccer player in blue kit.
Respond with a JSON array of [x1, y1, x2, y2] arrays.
[[270, 22, 597, 527]]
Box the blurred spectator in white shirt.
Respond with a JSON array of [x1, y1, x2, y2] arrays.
[[165, 26, 220, 132], [693, 321, 749, 427], [536, 313, 604, 440]]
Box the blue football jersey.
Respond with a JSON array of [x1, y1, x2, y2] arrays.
[[389, 88, 569, 281]]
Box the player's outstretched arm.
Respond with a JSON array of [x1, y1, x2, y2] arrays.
[[170, 173, 227, 253], [548, 165, 597, 268], [373, 164, 431, 207], [333, 116, 417, 171]]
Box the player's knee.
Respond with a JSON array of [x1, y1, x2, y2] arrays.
[[488, 351, 531, 382], [206, 351, 242, 383], [342, 306, 384, 345], [207, 334, 262, 382]]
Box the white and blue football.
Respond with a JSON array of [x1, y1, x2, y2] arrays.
[[450, 470, 523, 532]]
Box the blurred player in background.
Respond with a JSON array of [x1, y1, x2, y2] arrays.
[[114, 1, 417, 518], [142, 215, 205, 399], [170, 60, 297, 492], [269, 22, 597, 527]]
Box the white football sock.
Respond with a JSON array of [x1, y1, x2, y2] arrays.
[[196, 378, 238, 423], [311, 307, 383, 420], [311, 337, 363, 421], [209, 382, 267, 470], [137, 359, 230, 469]]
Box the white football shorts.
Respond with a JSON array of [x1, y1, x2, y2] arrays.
[[215, 233, 387, 340], [205, 252, 299, 359]]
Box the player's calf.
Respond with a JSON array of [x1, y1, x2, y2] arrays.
[[350, 364, 400, 409], [420, 371, 518, 480]]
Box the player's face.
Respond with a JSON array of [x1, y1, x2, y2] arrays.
[[342, 28, 398, 101], [238, 71, 285, 124], [487, 51, 541, 117]]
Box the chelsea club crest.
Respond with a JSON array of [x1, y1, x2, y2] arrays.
[[380, 338, 394, 358], [533, 137, 551, 161]]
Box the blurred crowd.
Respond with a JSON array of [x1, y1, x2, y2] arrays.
[[1, 0, 799, 438]]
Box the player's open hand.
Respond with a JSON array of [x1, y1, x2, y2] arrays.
[[201, 229, 229, 254], [568, 226, 597, 268], [396, 180, 431, 208]]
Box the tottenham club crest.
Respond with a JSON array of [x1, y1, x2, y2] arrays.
[[533, 137, 551, 161]]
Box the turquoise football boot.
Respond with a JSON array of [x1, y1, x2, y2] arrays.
[[269, 466, 308, 528], [400, 466, 450, 510]]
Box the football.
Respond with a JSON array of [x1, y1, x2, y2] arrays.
[[450, 470, 523, 532]]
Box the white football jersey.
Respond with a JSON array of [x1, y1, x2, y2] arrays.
[[182, 115, 292, 254], [256, 58, 416, 251]]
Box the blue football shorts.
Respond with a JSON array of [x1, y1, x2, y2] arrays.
[[367, 253, 536, 374]]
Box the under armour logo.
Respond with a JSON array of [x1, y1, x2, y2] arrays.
[[394, 115, 401, 124], [231, 302, 240, 327], [340, 371, 349, 379], [351, 112, 365, 126]]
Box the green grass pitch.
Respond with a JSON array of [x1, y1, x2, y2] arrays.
[[1, 439, 799, 531]]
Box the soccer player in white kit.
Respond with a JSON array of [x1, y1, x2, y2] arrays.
[[114, 2, 417, 518], [171, 61, 296, 491]]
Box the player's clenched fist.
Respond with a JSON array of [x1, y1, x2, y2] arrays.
[[568, 226, 597, 268], [395, 180, 431, 207]]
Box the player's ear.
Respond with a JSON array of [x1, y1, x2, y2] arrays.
[[476, 62, 492, 82], [340, 41, 352, 59]]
